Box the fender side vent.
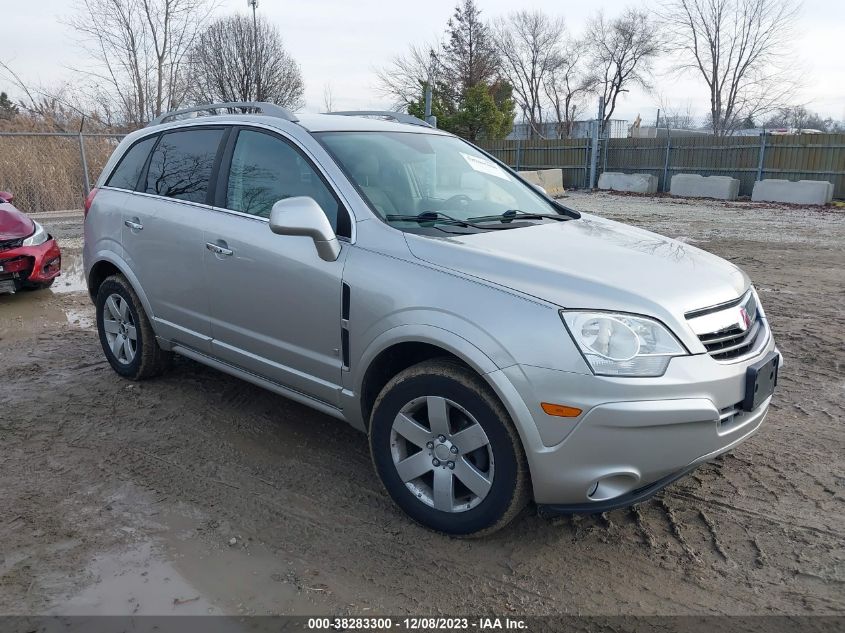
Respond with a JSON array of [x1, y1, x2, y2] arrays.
[[341, 282, 351, 320], [341, 283, 350, 369]]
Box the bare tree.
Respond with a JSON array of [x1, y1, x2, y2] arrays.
[[543, 42, 596, 138], [376, 43, 439, 110], [188, 14, 304, 109], [763, 105, 837, 132], [494, 10, 566, 138], [657, 96, 700, 129], [587, 9, 661, 130], [322, 84, 335, 113], [663, 0, 800, 135], [66, 0, 212, 125], [0, 61, 104, 131]]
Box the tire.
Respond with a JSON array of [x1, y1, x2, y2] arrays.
[[369, 358, 529, 536], [96, 274, 171, 380]]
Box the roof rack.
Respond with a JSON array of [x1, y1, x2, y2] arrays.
[[147, 101, 299, 127], [328, 111, 432, 128]]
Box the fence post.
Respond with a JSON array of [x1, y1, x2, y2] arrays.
[[757, 132, 767, 182], [584, 139, 590, 188], [602, 132, 608, 174], [78, 116, 91, 196], [515, 138, 522, 171], [588, 97, 605, 189], [589, 120, 599, 189], [662, 134, 671, 192]]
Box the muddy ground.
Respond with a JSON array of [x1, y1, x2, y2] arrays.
[[0, 194, 843, 616]]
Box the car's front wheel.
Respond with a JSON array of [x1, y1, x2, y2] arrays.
[[96, 274, 170, 380], [370, 359, 529, 536]]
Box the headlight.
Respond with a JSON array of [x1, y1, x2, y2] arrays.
[[561, 311, 687, 377], [22, 221, 49, 247]]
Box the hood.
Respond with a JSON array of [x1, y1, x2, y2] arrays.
[[0, 203, 35, 241], [404, 213, 749, 319]]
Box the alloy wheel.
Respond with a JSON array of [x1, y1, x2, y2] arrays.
[[102, 293, 137, 365], [390, 395, 494, 512]]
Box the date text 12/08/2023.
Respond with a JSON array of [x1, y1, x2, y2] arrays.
[[306, 617, 528, 630]]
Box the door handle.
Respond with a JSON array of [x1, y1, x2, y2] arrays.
[[206, 242, 234, 256], [124, 219, 143, 231]]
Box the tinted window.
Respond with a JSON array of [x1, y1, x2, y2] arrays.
[[226, 130, 348, 235], [145, 128, 224, 203], [106, 136, 156, 191]]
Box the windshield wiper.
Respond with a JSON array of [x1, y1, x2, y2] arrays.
[[470, 209, 570, 224], [385, 211, 516, 230]]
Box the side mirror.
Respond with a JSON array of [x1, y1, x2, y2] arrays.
[[0, 191, 14, 203], [269, 196, 341, 262], [532, 183, 547, 195]]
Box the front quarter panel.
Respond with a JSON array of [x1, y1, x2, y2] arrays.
[[342, 240, 591, 441]]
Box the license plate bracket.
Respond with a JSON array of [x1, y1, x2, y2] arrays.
[[743, 351, 779, 411]]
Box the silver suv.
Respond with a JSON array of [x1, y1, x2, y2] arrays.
[[84, 102, 781, 535]]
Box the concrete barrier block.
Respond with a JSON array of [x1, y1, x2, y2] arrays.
[[518, 170, 542, 187], [597, 172, 658, 194], [670, 174, 739, 200], [751, 179, 833, 205], [537, 169, 565, 195]]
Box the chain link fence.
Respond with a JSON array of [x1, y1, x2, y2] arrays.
[[3, 129, 843, 213], [0, 132, 125, 213]]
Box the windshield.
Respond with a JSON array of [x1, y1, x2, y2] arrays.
[[315, 131, 565, 232]]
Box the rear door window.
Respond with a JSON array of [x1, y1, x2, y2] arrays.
[[145, 128, 225, 204], [106, 136, 157, 191]]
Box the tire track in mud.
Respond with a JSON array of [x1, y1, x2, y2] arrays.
[[3, 327, 844, 615], [111, 427, 556, 612]]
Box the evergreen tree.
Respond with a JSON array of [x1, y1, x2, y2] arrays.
[[0, 92, 19, 120], [442, 0, 499, 100], [452, 83, 515, 140], [381, 1, 516, 140]]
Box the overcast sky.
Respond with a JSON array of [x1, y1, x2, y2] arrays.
[[3, 0, 843, 125]]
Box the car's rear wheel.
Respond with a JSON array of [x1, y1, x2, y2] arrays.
[[369, 359, 529, 536], [96, 274, 170, 380]]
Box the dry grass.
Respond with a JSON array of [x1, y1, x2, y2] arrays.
[[0, 134, 121, 212]]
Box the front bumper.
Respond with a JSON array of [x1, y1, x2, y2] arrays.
[[498, 335, 779, 508], [0, 238, 61, 290], [537, 463, 701, 516]]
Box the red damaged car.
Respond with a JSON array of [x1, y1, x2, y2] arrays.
[[0, 191, 61, 294]]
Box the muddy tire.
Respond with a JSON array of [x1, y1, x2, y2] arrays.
[[96, 274, 171, 380], [370, 358, 530, 536]]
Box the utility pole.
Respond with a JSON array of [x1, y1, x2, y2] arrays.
[[248, 0, 260, 100]]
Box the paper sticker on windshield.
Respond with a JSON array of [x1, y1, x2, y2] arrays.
[[460, 152, 511, 181]]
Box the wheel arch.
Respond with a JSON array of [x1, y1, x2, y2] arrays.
[[354, 325, 501, 433], [87, 252, 155, 324], [351, 325, 546, 501]]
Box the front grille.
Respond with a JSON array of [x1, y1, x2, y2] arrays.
[[0, 237, 24, 251], [687, 290, 767, 361], [700, 320, 762, 359]]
